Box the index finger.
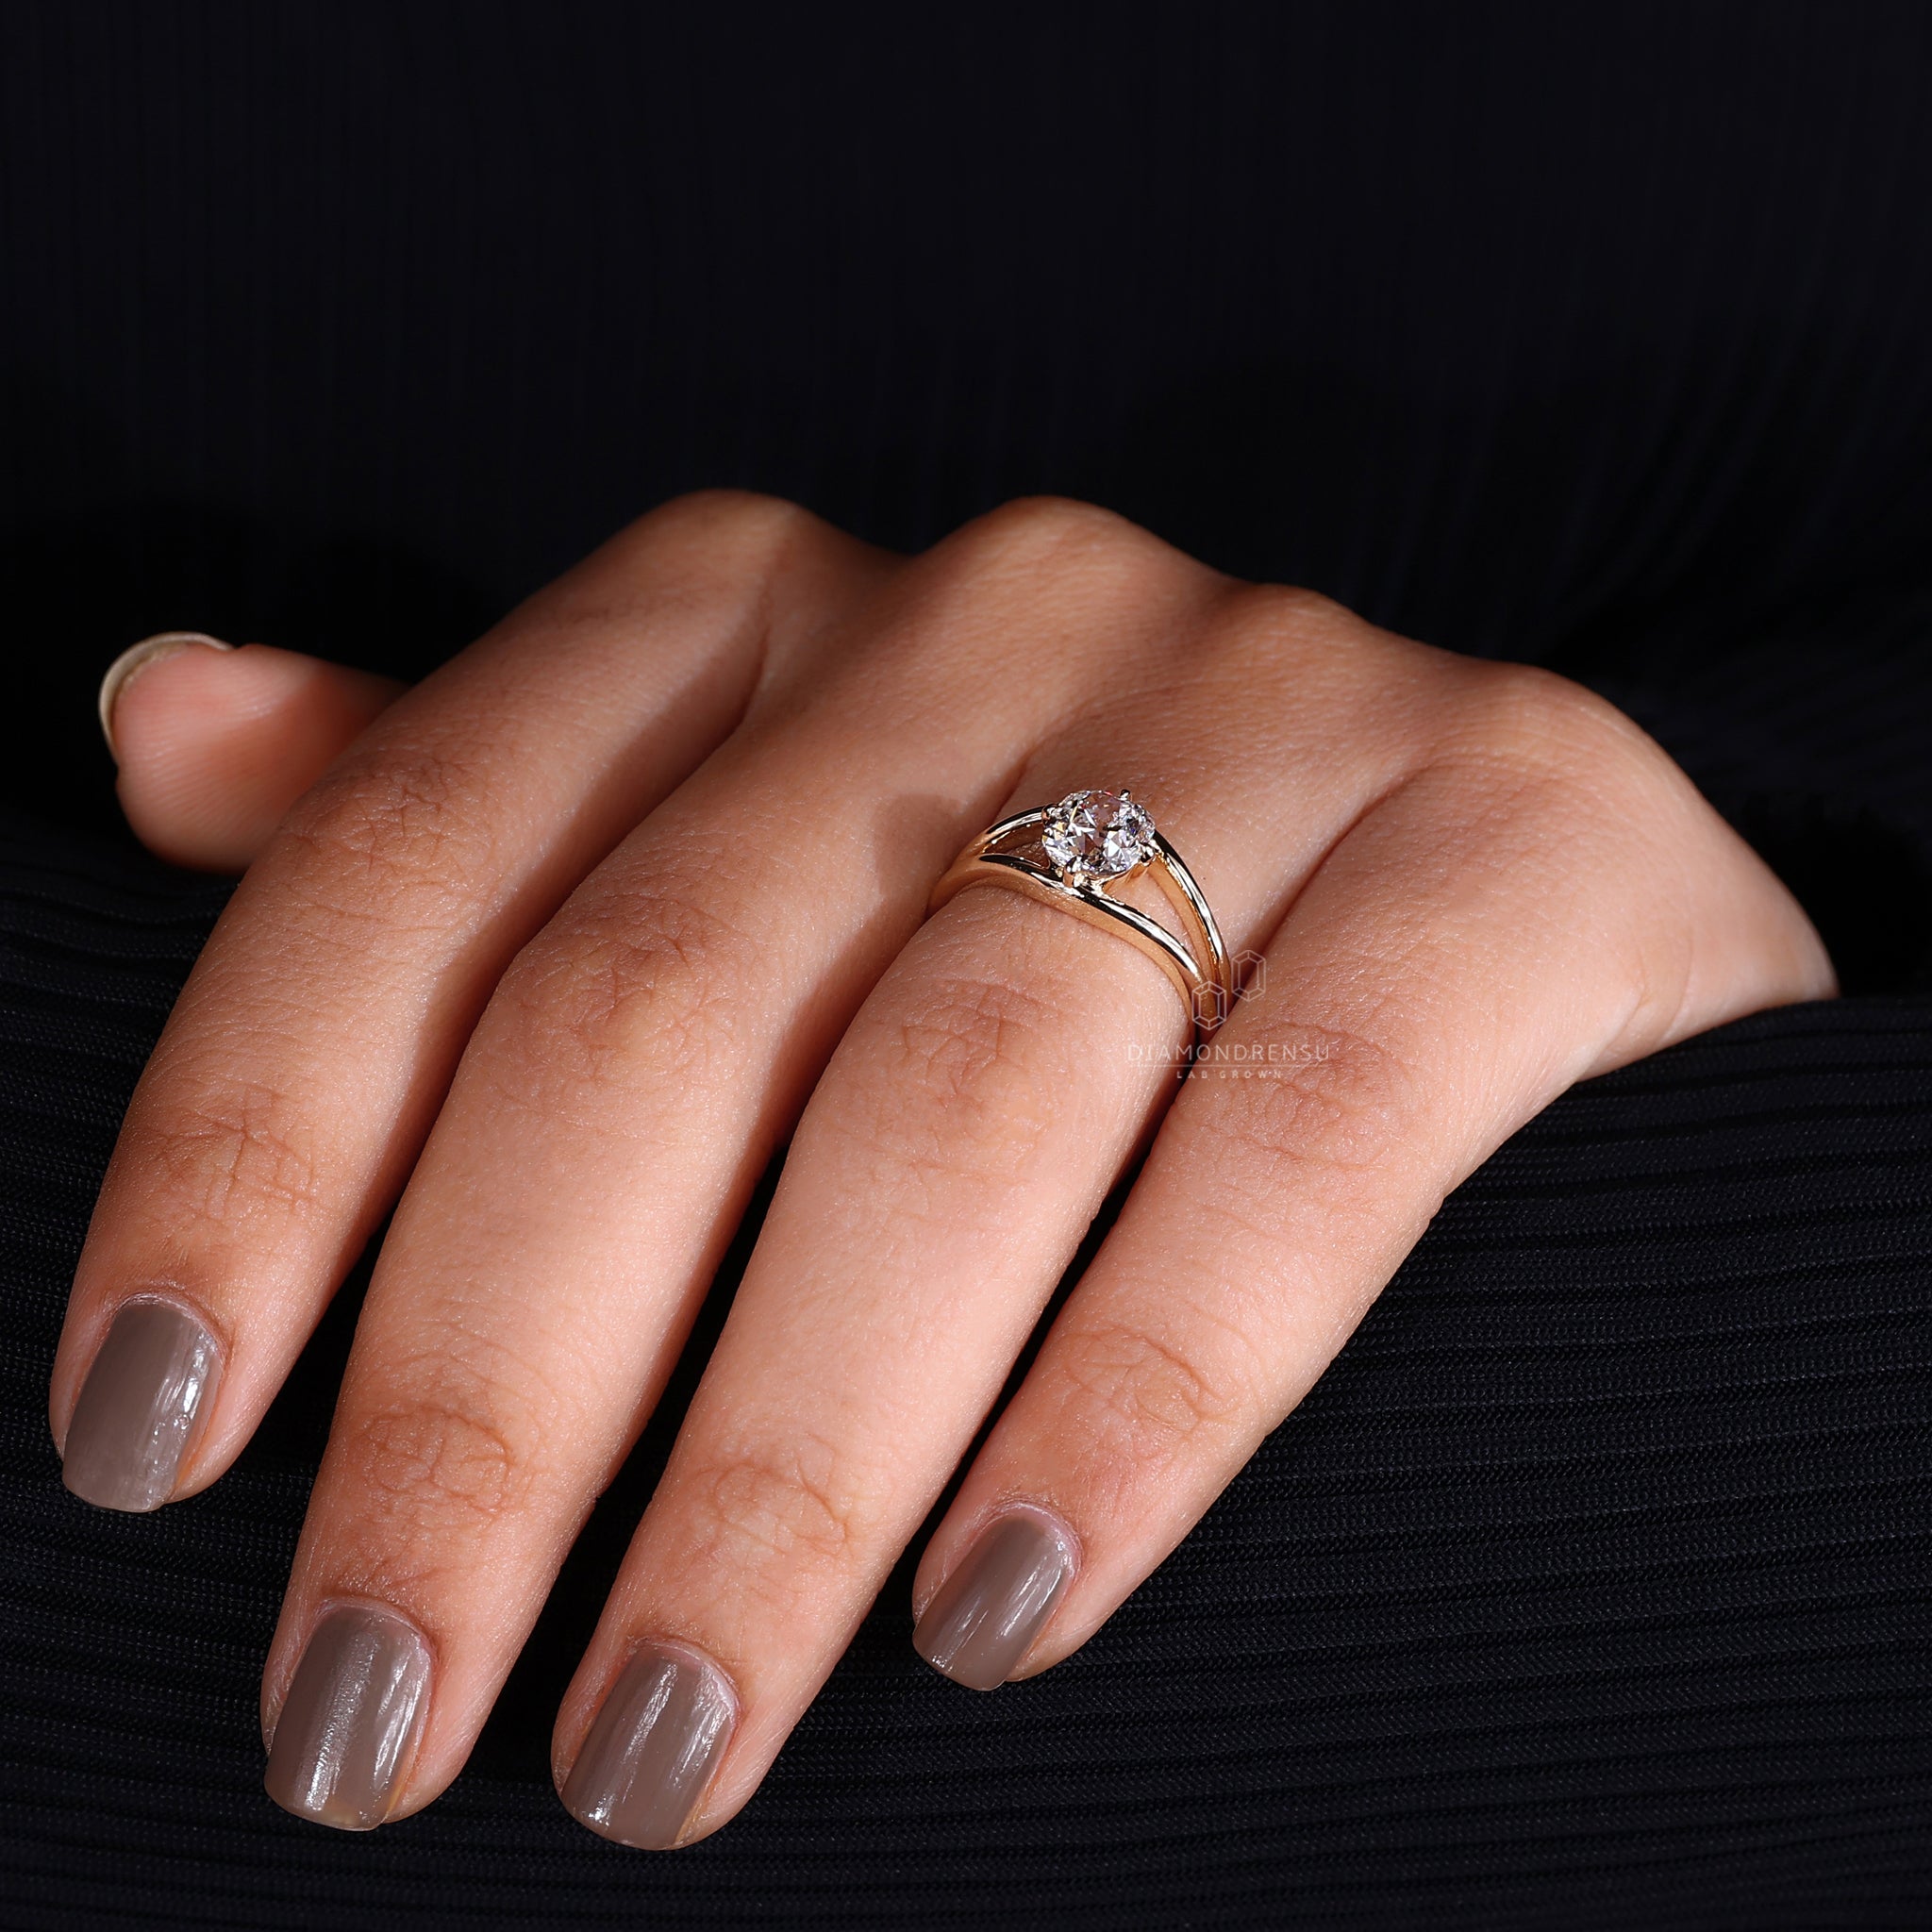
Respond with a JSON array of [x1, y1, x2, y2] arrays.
[[54, 493, 877, 1511]]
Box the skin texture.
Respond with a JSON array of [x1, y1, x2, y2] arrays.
[[53, 493, 1836, 1843]]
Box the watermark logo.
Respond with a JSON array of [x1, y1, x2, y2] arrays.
[[1150, 953, 1345, 1079], [1130, 1034, 1341, 1078]]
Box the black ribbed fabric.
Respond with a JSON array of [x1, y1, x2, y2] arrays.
[[2, 2, 1931, 1926], [0, 819, 1927, 1929]]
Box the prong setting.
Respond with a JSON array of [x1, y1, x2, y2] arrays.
[[1041, 789, 1158, 889]]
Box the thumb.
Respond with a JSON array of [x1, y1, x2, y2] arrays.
[[100, 632, 407, 872]]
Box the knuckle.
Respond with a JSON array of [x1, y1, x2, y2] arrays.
[[279, 743, 494, 909], [838, 498, 1201, 707], [513, 491, 825, 657], [683, 1435, 879, 1571], [941, 495, 1174, 591], [1210, 581, 1390, 683], [600, 492, 832, 624], [889, 972, 1054, 1104], [1450, 661, 1655, 782], [492, 871, 751, 1100], [630, 488, 816, 557], [1221, 578, 1352, 639], [976, 492, 1132, 547], [155, 1079, 325, 1225], [1187, 582, 1374, 704], [1059, 1318, 1252, 1474], [337, 1366, 535, 1531], [1208, 1024, 1420, 1185], [1422, 663, 1695, 879], [861, 973, 1062, 1178]]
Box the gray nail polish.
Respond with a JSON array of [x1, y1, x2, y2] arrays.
[[61, 1298, 222, 1512], [912, 1511, 1075, 1690], [263, 1605, 432, 1830], [561, 1642, 737, 1850]]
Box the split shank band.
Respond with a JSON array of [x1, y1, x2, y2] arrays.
[[928, 789, 1233, 1042]]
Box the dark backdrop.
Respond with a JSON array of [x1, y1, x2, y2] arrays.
[[2, 1, 1930, 990], [2, 6, 1930, 1929]]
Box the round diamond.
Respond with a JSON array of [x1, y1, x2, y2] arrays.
[[1041, 788, 1157, 885]]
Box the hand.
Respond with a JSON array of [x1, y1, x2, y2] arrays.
[[54, 494, 1834, 1845]]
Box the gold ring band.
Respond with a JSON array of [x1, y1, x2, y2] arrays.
[[928, 789, 1233, 1041]]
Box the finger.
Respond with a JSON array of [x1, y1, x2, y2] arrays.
[[546, 584, 1432, 1845], [55, 492, 867, 1514], [548, 893, 1190, 1848], [259, 502, 1218, 1832], [915, 672, 1836, 1688], [102, 632, 406, 871]]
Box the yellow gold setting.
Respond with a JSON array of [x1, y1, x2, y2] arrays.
[[928, 789, 1233, 1040]]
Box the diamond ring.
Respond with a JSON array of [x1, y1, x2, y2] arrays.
[[927, 789, 1233, 1038]]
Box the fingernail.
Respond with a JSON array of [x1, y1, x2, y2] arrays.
[[912, 1510, 1075, 1690], [98, 630, 234, 760], [263, 1605, 433, 1830], [61, 1297, 222, 1511], [561, 1641, 738, 1850]]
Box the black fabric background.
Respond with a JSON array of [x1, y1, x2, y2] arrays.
[[0, 3, 1928, 1925]]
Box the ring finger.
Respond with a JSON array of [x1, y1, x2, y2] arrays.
[[914, 699, 1832, 1692]]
